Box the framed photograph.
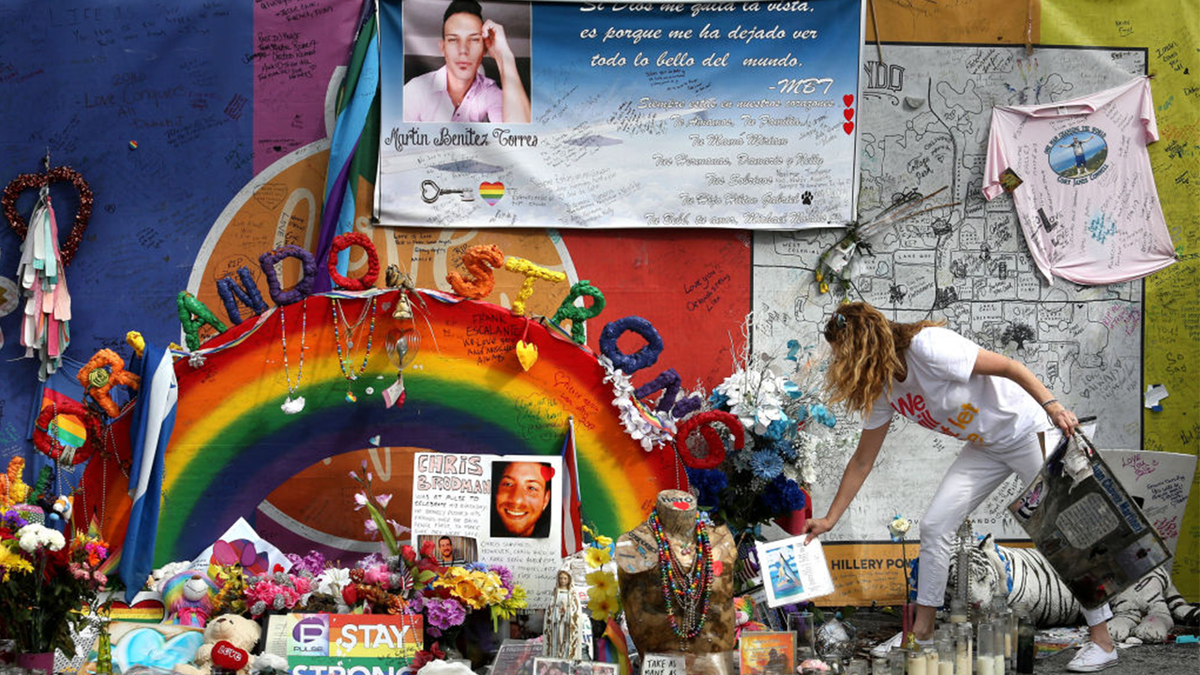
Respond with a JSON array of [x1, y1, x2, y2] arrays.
[[491, 639, 544, 675], [572, 663, 619, 675], [739, 631, 796, 675], [532, 657, 573, 675]]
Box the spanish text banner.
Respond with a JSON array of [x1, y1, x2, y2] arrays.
[[378, 0, 864, 229]]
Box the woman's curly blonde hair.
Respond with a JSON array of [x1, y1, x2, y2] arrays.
[[823, 302, 942, 418]]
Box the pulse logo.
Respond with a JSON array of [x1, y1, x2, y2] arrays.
[[292, 616, 329, 655]]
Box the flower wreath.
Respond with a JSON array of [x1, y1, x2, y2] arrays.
[[328, 232, 379, 291], [674, 410, 744, 470], [2, 166, 93, 266], [33, 399, 102, 464]]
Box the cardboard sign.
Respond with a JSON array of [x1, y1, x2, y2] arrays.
[[411, 452, 564, 606], [277, 614, 424, 674], [641, 653, 686, 675]]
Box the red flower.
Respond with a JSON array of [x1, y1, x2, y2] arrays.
[[0, 526, 12, 540], [342, 584, 358, 606], [419, 539, 436, 559], [411, 642, 446, 670], [400, 545, 416, 563]]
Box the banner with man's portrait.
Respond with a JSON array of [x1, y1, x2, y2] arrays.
[[377, 0, 865, 229], [411, 452, 564, 604]]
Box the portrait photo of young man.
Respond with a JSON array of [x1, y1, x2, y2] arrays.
[[402, 0, 532, 123]]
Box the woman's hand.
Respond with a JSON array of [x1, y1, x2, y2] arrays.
[[803, 516, 836, 544], [1044, 401, 1079, 436]]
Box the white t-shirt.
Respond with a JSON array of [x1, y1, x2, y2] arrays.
[[864, 328, 1052, 450], [983, 76, 1176, 285]]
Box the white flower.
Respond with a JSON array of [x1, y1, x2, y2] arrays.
[[315, 567, 351, 596], [16, 524, 65, 552]]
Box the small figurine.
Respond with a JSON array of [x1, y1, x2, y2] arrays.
[[543, 569, 583, 660]]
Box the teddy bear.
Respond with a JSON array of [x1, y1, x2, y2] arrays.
[[174, 613, 262, 675]]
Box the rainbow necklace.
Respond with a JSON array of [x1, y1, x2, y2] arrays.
[[649, 509, 713, 641]]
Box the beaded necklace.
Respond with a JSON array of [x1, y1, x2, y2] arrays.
[[279, 299, 307, 414], [649, 508, 714, 641], [331, 297, 376, 403]]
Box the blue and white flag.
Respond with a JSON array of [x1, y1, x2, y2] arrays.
[[120, 342, 178, 602]]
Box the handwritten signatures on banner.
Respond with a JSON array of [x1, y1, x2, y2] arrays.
[[377, 0, 862, 229]]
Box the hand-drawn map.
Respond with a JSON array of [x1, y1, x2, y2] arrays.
[[752, 45, 1147, 540]]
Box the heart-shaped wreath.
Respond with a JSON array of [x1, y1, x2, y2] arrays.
[[2, 166, 94, 266]]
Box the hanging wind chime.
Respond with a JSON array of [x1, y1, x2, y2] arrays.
[[2, 153, 93, 380]]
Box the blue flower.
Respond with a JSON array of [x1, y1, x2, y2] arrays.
[[748, 449, 784, 480], [686, 468, 728, 509], [761, 476, 806, 514], [774, 438, 799, 462], [783, 380, 803, 398], [708, 391, 730, 409], [794, 405, 809, 423], [762, 417, 790, 441], [811, 404, 836, 428]]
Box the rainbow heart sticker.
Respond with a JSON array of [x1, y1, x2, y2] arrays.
[[479, 182, 505, 205]]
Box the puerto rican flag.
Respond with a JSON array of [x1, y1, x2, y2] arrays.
[[561, 417, 584, 558]]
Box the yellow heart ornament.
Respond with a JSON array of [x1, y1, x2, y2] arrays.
[[516, 340, 539, 371]]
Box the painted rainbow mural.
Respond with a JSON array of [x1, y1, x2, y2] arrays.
[[146, 289, 679, 565]]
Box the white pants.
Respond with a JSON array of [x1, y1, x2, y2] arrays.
[[916, 433, 1113, 627]]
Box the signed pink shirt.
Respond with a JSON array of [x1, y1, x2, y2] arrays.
[[984, 76, 1176, 285]]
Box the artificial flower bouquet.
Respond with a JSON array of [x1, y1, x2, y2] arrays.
[[686, 323, 841, 534], [0, 509, 110, 655], [581, 525, 621, 623]]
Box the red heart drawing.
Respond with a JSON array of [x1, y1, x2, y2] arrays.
[[843, 122, 855, 135], [714, 560, 724, 575], [672, 500, 692, 510], [844, 108, 855, 121], [212, 641, 249, 671], [843, 94, 854, 107]]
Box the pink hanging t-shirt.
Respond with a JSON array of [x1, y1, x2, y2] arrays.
[[983, 76, 1176, 285]]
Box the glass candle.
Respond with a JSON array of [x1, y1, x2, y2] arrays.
[[873, 654, 889, 675], [955, 623, 973, 675], [937, 634, 956, 675], [908, 649, 929, 675], [888, 650, 906, 675], [977, 623, 995, 675]]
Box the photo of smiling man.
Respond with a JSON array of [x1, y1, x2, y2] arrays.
[[490, 460, 554, 538], [402, 0, 531, 123]]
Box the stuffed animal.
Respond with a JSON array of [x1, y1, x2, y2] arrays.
[[174, 614, 262, 675], [947, 532, 1199, 642], [160, 571, 220, 627]]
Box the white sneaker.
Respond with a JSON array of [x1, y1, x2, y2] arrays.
[[1066, 642, 1119, 672], [869, 632, 933, 658]]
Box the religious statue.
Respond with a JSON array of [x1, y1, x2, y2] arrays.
[[615, 490, 736, 674], [544, 569, 583, 660]]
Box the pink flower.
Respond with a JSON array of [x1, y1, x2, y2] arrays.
[[354, 492, 369, 511], [291, 575, 312, 595], [363, 565, 391, 588], [375, 494, 392, 509]]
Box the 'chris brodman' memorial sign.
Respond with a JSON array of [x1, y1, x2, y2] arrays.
[[378, 0, 864, 229]]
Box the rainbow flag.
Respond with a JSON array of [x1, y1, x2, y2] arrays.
[[596, 617, 631, 675]]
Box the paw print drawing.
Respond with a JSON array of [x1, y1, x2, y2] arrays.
[[801, 191, 813, 205]]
